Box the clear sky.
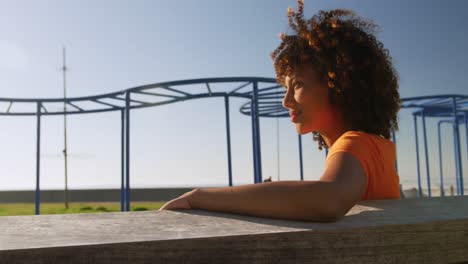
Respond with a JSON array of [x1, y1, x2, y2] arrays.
[[0, 0, 466, 190]]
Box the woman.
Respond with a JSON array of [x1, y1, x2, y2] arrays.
[[159, 0, 401, 222]]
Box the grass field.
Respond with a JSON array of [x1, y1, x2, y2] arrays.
[[0, 202, 167, 216]]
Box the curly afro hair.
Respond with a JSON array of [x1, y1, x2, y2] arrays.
[[271, 0, 401, 151]]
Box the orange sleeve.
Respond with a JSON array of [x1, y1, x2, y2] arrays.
[[325, 131, 400, 200], [325, 133, 372, 200]]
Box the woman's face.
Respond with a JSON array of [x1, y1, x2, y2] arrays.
[[282, 65, 339, 135]]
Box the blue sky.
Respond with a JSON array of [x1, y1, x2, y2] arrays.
[[0, 0, 466, 190]]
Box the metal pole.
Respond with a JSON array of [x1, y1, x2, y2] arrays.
[[62, 47, 69, 209], [298, 134, 304, 181], [35, 102, 41, 215], [224, 95, 233, 187], [437, 121, 444, 196], [250, 96, 258, 183], [121, 109, 125, 211], [452, 97, 463, 195], [253, 82, 263, 182], [413, 114, 422, 197], [421, 111, 431, 197], [391, 129, 402, 196], [465, 112, 468, 168], [125, 92, 131, 211]]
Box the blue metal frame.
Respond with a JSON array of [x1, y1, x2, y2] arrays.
[[250, 95, 259, 183], [35, 102, 41, 215], [2, 77, 278, 214], [451, 97, 464, 196], [298, 135, 304, 181], [125, 92, 131, 211], [253, 82, 263, 183], [437, 120, 446, 197], [3, 77, 468, 214], [413, 114, 423, 197], [121, 109, 125, 211], [421, 110, 432, 197], [436, 117, 467, 196], [403, 95, 467, 197], [224, 95, 233, 186]]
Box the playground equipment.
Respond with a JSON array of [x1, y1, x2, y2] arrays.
[[1, 77, 466, 214], [0, 77, 277, 214], [400, 95, 467, 197]]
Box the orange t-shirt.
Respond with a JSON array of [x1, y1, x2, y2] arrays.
[[325, 130, 400, 200]]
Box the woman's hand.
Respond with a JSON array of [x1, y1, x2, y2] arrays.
[[158, 188, 198, 211]]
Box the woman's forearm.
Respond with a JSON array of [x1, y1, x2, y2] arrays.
[[188, 180, 341, 222]]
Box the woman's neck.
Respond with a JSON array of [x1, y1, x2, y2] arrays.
[[319, 109, 351, 148], [320, 128, 349, 149]]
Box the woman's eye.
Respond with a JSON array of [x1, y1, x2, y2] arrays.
[[293, 82, 303, 89]]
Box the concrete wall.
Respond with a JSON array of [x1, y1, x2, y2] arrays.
[[1, 196, 468, 263], [0, 188, 196, 203]]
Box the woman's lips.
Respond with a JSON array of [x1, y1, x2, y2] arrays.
[[290, 112, 302, 122]]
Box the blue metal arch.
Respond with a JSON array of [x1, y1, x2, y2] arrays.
[[3, 76, 467, 214], [0, 77, 278, 116], [0, 77, 279, 214], [400, 95, 467, 197]]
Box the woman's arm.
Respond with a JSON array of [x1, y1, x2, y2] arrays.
[[188, 180, 340, 222], [188, 152, 366, 222]]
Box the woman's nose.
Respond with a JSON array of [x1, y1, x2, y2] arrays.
[[282, 90, 294, 110], [282, 98, 290, 110]]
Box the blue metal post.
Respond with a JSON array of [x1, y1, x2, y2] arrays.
[[413, 114, 422, 197], [125, 92, 131, 211], [224, 95, 233, 187], [465, 112, 468, 166], [250, 95, 258, 183], [421, 111, 431, 197], [253, 82, 263, 182], [437, 121, 444, 196], [35, 102, 41, 215], [451, 97, 463, 195], [298, 134, 304, 181], [121, 109, 125, 211]]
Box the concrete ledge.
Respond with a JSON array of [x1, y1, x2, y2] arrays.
[[1, 196, 467, 263], [1, 187, 461, 203], [0, 188, 194, 203]]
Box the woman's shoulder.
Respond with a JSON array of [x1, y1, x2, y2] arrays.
[[328, 130, 394, 157], [326, 130, 396, 182], [335, 130, 393, 145]]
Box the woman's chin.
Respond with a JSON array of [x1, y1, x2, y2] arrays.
[[295, 123, 312, 135]]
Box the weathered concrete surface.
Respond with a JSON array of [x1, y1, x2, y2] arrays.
[[0, 188, 194, 203], [1, 187, 460, 203], [1, 196, 467, 263]]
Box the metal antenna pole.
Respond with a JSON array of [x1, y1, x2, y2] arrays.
[[62, 46, 69, 209]]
